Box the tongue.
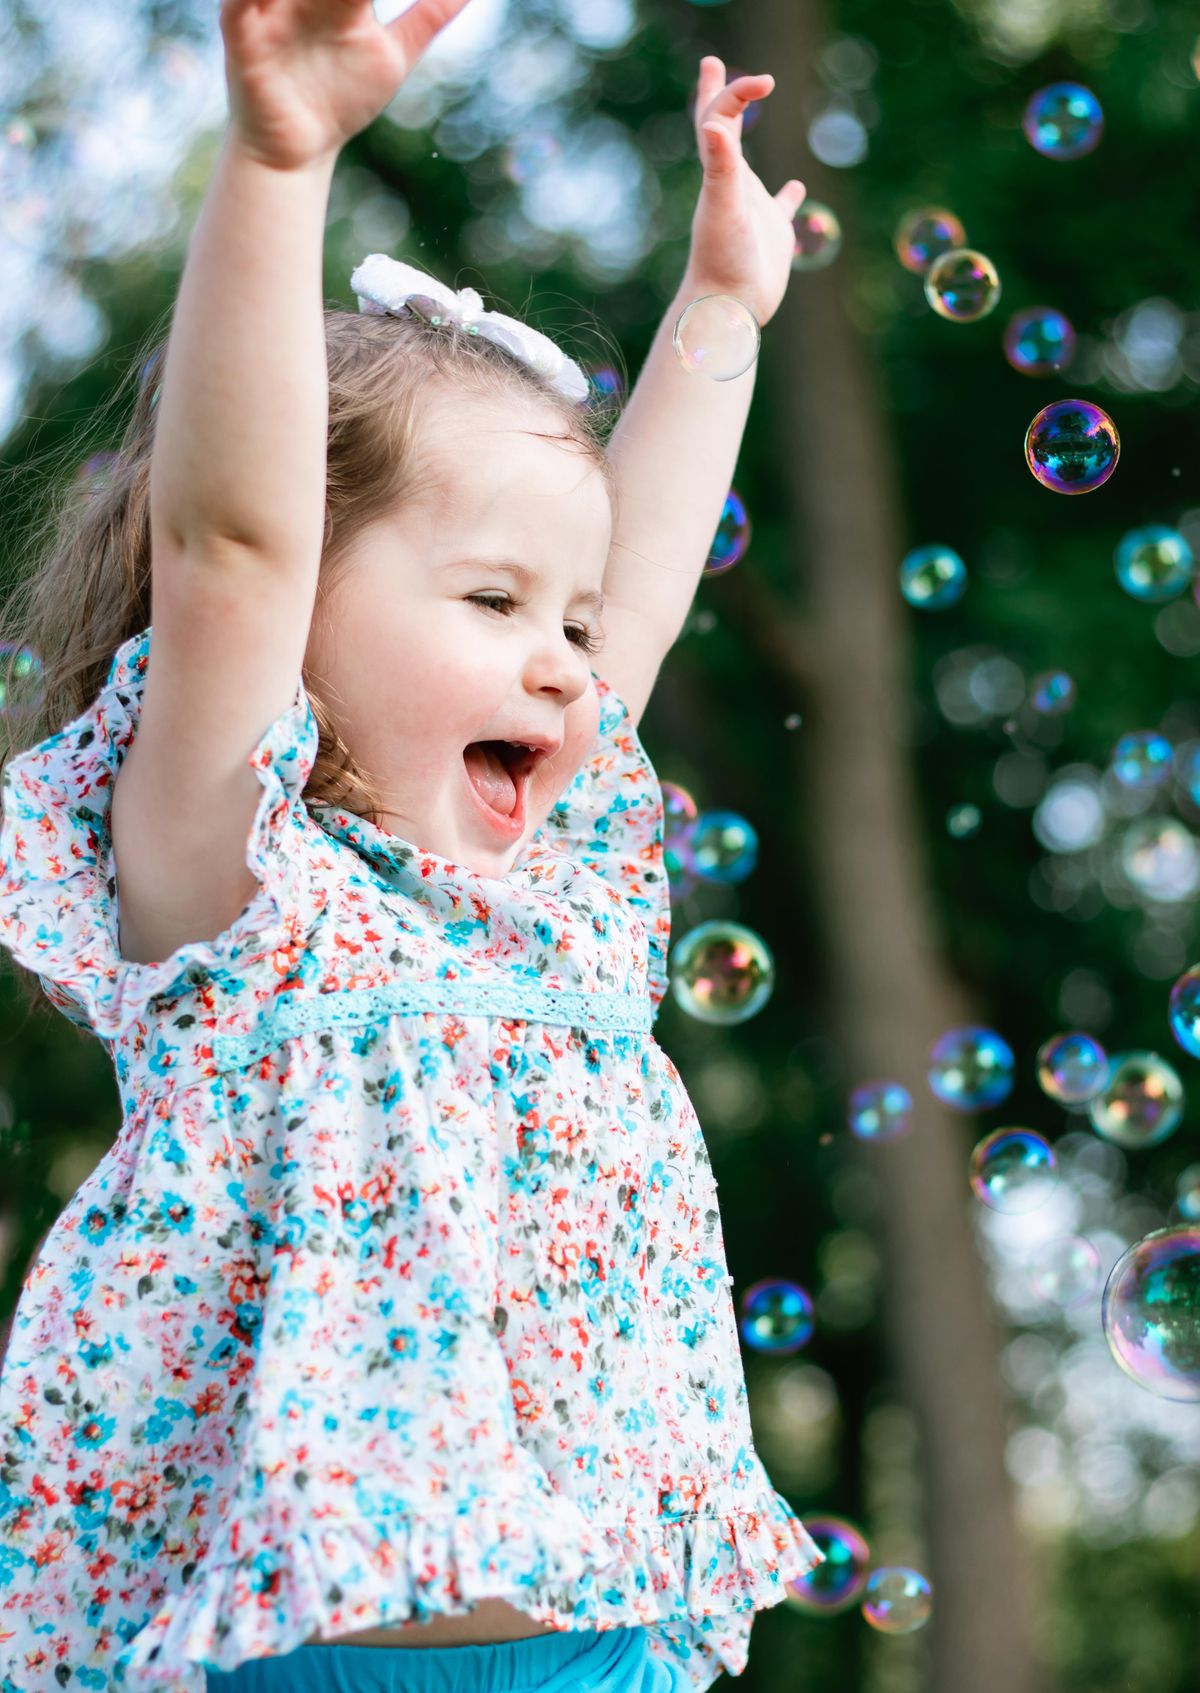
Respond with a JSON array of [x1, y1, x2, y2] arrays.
[[464, 742, 517, 816]]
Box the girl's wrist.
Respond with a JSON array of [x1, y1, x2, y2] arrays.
[[223, 118, 342, 179]]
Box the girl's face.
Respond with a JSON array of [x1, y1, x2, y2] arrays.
[[305, 392, 613, 879]]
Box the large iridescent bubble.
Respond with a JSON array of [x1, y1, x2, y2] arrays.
[[1023, 82, 1104, 160], [861, 1567, 934, 1634], [848, 1081, 913, 1143], [1101, 1226, 1200, 1401], [1114, 525, 1194, 603], [784, 1517, 871, 1614], [928, 1026, 1015, 1111], [969, 1128, 1058, 1213], [899, 544, 967, 609], [924, 249, 1001, 322], [1036, 1031, 1109, 1105], [707, 488, 752, 575], [1003, 306, 1076, 376], [1024, 399, 1119, 495], [673, 294, 760, 381], [792, 201, 842, 271], [1168, 964, 1200, 1059], [1088, 1051, 1185, 1149], [893, 207, 967, 275], [670, 920, 775, 1024], [1110, 729, 1173, 790], [739, 1278, 815, 1355], [688, 811, 759, 884]]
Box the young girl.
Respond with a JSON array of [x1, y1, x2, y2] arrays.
[[0, 2, 821, 1689]]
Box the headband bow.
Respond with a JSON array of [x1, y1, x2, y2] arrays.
[[350, 254, 590, 405]]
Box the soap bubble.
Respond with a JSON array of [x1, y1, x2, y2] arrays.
[[1029, 1235, 1102, 1304], [1003, 306, 1076, 376], [707, 488, 751, 575], [1023, 82, 1104, 160], [947, 803, 982, 838], [586, 364, 626, 415], [670, 920, 775, 1024], [861, 1567, 933, 1634], [928, 1026, 1015, 1111], [688, 811, 759, 884], [1114, 525, 1194, 603], [1175, 1165, 1200, 1221], [501, 131, 562, 184], [969, 1128, 1058, 1214], [661, 783, 700, 892], [1025, 399, 1120, 495], [1102, 1226, 1200, 1401], [899, 544, 967, 609], [673, 294, 761, 381], [1111, 730, 1173, 790], [893, 207, 966, 275], [924, 248, 1002, 322], [1168, 965, 1200, 1058], [784, 1517, 871, 1613], [1088, 1051, 1184, 1149], [1122, 819, 1200, 902], [848, 1081, 913, 1143], [792, 201, 842, 271], [739, 1277, 815, 1354], [0, 643, 46, 717], [1030, 670, 1075, 714], [1036, 1031, 1110, 1105]]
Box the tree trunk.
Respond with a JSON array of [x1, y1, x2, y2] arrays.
[[698, 2, 1042, 1689]]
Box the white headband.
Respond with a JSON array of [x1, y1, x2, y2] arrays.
[[350, 254, 591, 405]]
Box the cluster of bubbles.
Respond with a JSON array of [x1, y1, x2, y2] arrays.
[[783, 1516, 933, 1635], [833, 1026, 1199, 1398]]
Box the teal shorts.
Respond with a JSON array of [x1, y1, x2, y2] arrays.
[[204, 1624, 690, 1692]]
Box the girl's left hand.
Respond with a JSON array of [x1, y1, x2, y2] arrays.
[[680, 55, 807, 330]]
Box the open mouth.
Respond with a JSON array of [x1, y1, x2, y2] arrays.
[[462, 740, 541, 831]]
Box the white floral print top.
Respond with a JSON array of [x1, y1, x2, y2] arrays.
[[0, 627, 824, 1692]]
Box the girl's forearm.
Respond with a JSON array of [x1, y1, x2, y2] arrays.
[[149, 129, 337, 566], [603, 283, 757, 642]]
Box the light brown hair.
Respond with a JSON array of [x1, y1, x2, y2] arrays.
[[0, 299, 623, 1012]]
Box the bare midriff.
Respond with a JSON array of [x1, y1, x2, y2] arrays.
[[303, 1598, 564, 1649]]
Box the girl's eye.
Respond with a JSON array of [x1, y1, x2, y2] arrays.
[[467, 593, 603, 655]]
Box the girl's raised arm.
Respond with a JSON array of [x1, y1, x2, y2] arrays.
[[152, 0, 473, 563], [114, 0, 472, 968]]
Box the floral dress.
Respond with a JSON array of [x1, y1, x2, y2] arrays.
[[0, 627, 824, 1693]]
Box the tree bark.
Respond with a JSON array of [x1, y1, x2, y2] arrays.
[[699, 2, 1042, 1688]]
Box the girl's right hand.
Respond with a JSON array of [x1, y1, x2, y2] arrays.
[[220, 0, 475, 171]]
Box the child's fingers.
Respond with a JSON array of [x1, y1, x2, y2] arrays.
[[384, 0, 476, 61], [774, 179, 808, 218]]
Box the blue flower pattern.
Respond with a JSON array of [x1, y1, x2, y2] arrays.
[[0, 627, 823, 1692]]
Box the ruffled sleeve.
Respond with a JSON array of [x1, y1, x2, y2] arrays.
[[0, 625, 324, 1042], [535, 671, 671, 1015]]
